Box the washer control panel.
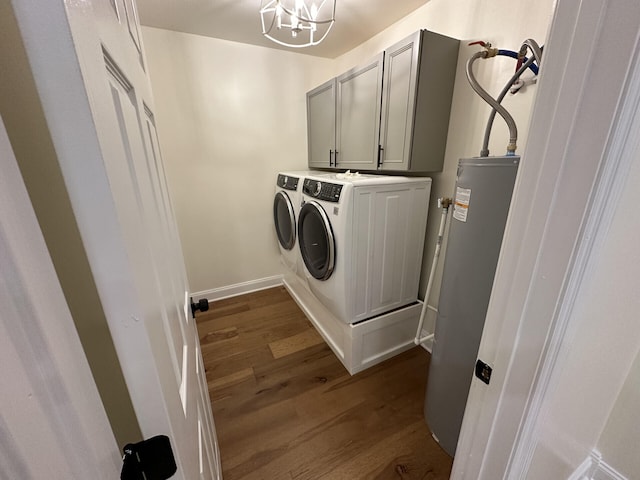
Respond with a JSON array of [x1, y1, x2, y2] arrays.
[[303, 179, 343, 202], [277, 174, 299, 191]]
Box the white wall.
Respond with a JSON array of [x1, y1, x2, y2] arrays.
[[143, 0, 554, 305], [142, 28, 331, 293]]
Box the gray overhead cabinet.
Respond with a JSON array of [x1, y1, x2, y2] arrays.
[[306, 30, 459, 172], [335, 53, 384, 171], [307, 78, 337, 169]]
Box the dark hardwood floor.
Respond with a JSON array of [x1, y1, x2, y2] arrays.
[[197, 286, 452, 480]]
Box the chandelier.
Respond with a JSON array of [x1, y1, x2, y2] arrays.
[[259, 0, 336, 48]]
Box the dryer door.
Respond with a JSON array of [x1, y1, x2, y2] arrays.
[[274, 191, 296, 250], [298, 200, 335, 280]]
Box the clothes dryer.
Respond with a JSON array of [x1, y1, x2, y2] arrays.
[[274, 172, 301, 272], [298, 172, 431, 324], [273, 171, 314, 272]]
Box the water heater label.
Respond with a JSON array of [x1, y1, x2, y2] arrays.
[[453, 187, 471, 222]]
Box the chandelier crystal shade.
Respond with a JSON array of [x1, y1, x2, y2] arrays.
[[260, 0, 336, 48]]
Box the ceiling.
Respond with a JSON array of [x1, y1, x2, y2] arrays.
[[136, 0, 430, 59]]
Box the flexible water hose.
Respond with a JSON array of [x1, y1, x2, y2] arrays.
[[480, 54, 538, 157], [466, 51, 519, 155], [521, 38, 543, 66], [497, 50, 539, 75]]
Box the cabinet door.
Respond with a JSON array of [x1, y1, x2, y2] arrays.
[[307, 78, 336, 168], [379, 31, 422, 171], [382, 30, 459, 172], [336, 53, 384, 170]]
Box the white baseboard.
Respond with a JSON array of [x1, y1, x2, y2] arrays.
[[570, 450, 628, 480], [191, 275, 283, 302]]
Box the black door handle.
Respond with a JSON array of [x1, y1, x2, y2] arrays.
[[190, 297, 209, 318], [121, 435, 177, 480]]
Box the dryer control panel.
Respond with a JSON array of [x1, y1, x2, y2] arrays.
[[277, 174, 299, 191], [303, 179, 343, 202]]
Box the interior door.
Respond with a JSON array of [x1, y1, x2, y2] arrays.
[[0, 114, 121, 479], [9, 1, 220, 479]]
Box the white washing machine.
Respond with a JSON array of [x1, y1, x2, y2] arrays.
[[298, 172, 431, 324], [273, 171, 311, 272]]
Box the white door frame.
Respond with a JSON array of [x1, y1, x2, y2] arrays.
[[453, 0, 640, 478]]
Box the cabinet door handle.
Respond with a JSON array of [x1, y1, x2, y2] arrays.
[[329, 149, 333, 166], [334, 150, 338, 166], [377, 145, 384, 167]]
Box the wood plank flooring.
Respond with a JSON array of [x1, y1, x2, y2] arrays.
[[197, 286, 452, 480]]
